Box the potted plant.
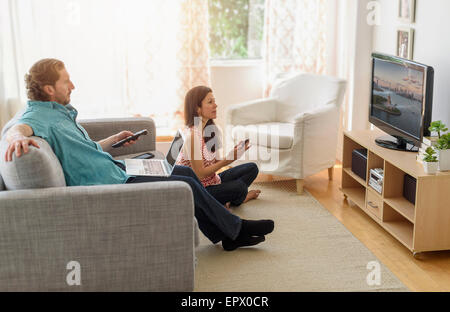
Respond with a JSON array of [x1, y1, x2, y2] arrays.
[[423, 147, 438, 174], [429, 120, 448, 139], [436, 133, 450, 171]]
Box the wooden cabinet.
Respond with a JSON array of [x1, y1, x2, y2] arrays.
[[341, 129, 450, 254], [366, 189, 382, 220]]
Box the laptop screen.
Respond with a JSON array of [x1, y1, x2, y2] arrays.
[[165, 131, 184, 167]]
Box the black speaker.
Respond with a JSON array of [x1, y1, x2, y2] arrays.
[[352, 149, 368, 181], [403, 174, 417, 205]]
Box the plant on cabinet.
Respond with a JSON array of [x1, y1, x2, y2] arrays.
[[428, 120, 448, 139], [436, 133, 450, 171], [422, 147, 438, 174]]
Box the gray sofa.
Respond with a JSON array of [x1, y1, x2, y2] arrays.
[[0, 117, 198, 291]]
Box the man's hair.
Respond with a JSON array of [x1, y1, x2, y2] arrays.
[[25, 58, 65, 101]]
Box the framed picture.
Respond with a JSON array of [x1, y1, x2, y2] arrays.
[[397, 28, 414, 60], [398, 0, 416, 23]]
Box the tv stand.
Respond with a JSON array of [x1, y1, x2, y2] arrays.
[[375, 135, 418, 152], [341, 129, 450, 254]]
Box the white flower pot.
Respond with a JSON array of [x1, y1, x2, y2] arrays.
[[438, 149, 450, 171], [423, 161, 438, 174]]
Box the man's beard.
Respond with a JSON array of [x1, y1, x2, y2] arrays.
[[56, 94, 70, 105]]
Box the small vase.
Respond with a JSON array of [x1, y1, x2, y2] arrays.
[[438, 149, 450, 171], [423, 161, 438, 174]]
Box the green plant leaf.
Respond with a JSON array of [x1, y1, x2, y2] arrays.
[[423, 146, 438, 162], [429, 120, 448, 139], [436, 133, 450, 150]]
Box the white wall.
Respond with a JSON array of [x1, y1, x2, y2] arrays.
[[373, 0, 450, 126], [349, 0, 374, 131], [209, 62, 264, 131]]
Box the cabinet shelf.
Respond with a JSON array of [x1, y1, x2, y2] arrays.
[[342, 187, 365, 208], [384, 197, 415, 223], [382, 221, 414, 251], [343, 168, 366, 186]]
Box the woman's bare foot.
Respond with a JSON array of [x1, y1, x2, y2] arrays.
[[243, 190, 261, 203]]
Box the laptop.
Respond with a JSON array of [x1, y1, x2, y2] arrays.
[[125, 131, 184, 177]]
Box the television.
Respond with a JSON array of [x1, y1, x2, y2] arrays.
[[369, 53, 434, 152]]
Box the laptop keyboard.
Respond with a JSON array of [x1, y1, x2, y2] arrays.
[[143, 160, 165, 175]]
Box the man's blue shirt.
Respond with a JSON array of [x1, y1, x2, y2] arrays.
[[18, 100, 129, 186]]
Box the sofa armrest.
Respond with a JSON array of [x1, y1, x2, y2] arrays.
[[0, 181, 195, 291], [293, 104, 339, 126], [79, 117, 156, 157], [226, 98, 278, 126]]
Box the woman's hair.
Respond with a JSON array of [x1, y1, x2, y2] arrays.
[[184, 86, 221, 152], [184, 86, 212, 127], [25, 58, 65, 101]]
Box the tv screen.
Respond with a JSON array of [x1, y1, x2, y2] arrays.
[[370, 53, 434, 151]]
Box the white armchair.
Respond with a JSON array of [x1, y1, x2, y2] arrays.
[[226, 73, 346, 194]]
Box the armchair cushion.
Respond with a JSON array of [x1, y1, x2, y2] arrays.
[[0, 137, 66, 190], [231, 122, 294, 149]]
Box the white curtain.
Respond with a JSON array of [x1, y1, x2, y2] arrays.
[[0, 0, 24, 131], [0, 0, 211, 135], [262, 0, 327, 95]]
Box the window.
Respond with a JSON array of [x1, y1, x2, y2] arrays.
[[208, 0, 265, 60]]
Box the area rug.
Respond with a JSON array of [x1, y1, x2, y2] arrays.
[[194, 180, 408, 292]]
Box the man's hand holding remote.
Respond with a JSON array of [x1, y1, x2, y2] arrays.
[[112, 129, 148, 148], [97, 129, 147, 152]]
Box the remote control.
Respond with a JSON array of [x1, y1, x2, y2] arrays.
[[112, 129, 148, 148]]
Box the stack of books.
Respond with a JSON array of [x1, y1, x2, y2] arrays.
[[416, 136, 439, 163]]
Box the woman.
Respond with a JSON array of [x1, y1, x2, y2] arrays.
[[176, 86, 261, 209]]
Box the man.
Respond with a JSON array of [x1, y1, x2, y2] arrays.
[[4, 58, 274, 251]]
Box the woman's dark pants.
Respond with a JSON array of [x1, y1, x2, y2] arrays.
[[206, 163, 259, 206]]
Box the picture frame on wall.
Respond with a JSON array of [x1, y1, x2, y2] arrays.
[[398, 0, 416, 23], [397, 28, 414, 60]]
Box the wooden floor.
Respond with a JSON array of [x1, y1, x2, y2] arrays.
[[255, 164, 450, 292]]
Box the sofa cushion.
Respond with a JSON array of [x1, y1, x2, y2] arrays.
[[231, 122, 294, 149], [0, 137, 66, 190]]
